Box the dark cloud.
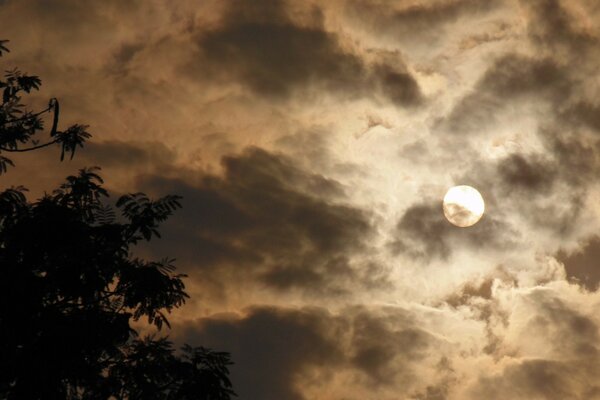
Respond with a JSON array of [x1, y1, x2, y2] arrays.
[[556, 236, 600, 291], [412, 359, 456, 400], [106, 41, 145, 76], [345, 0, 501, 44], [176, 306, 345, 400], [175, 305, 438, 399], [372, 63, 423, 107], [390, 200, 514, 260], [81, 140, 176, 169], [532, 295, 599, 356], [196, 3, 362, 98], [437, 54, 572, 135], [390, 202, 454, 259], [496, 153, 557, 193], [444, 146, 586, 236], [520, 0, 597, 53], [445, 278, 494, 308], [137, 147, 387, 296], [0, 140, 178, 200], [540, 132, 600, 190], [528, 196, 585, 236], [471, 359, 591, 400], [349, 307, 433, 386], [442, 266, 520, 356], [560, 101, 600, 132], [188, 0, 422, 106]]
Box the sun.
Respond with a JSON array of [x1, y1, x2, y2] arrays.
[[442, 185, 485, 227]]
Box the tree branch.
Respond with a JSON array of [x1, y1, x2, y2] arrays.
[[0, 139, 59, 152], [3, 104, 53, 124]]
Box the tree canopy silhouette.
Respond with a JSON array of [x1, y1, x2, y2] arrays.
[[0, 41, 235, 399], [0, 40, 91, 174]]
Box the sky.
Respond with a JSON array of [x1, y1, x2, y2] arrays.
[[2, 0, 600, 398]]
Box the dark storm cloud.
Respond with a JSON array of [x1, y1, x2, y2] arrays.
[[177, 306, 345, 400], [472, 359, 593, 399], [391, 202, 454, 259], [137, 147, 387, 296], [437, 54, 572, 135], [532, 294, 600, 356], [345, 0, 502, 42], [519, 0, 597, 53], [560, 101, 600, 132], [496, 153, 557, 193], [556, 236, 600, 291], [544, 132, 600, 185], [454, 152, 584, 234], [390, 201, 514, 260], [372, 62, 423, 107], [349, 306, 433, 386], [188, 0, 423, 106], [195, 0, 362, 98], [175, 305, 438, 400]]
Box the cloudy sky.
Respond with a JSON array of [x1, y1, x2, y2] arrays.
[[3, 0, 600, 398]]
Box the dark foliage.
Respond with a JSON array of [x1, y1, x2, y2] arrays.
[[0, 40, 91, 174], [0, 168, 235, 399], [0, 41, 235, 399]]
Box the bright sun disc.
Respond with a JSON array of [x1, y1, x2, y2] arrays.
[[442, 185, 485, 227]]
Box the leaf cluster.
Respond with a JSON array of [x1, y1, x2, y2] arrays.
[[0, 40, 91, 174], [110, 338, 236, 400], [0, 168, 236, 399]]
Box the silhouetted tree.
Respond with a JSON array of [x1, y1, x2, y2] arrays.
[[0, 39, 90, 174], [0, 41, 235, 399]]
